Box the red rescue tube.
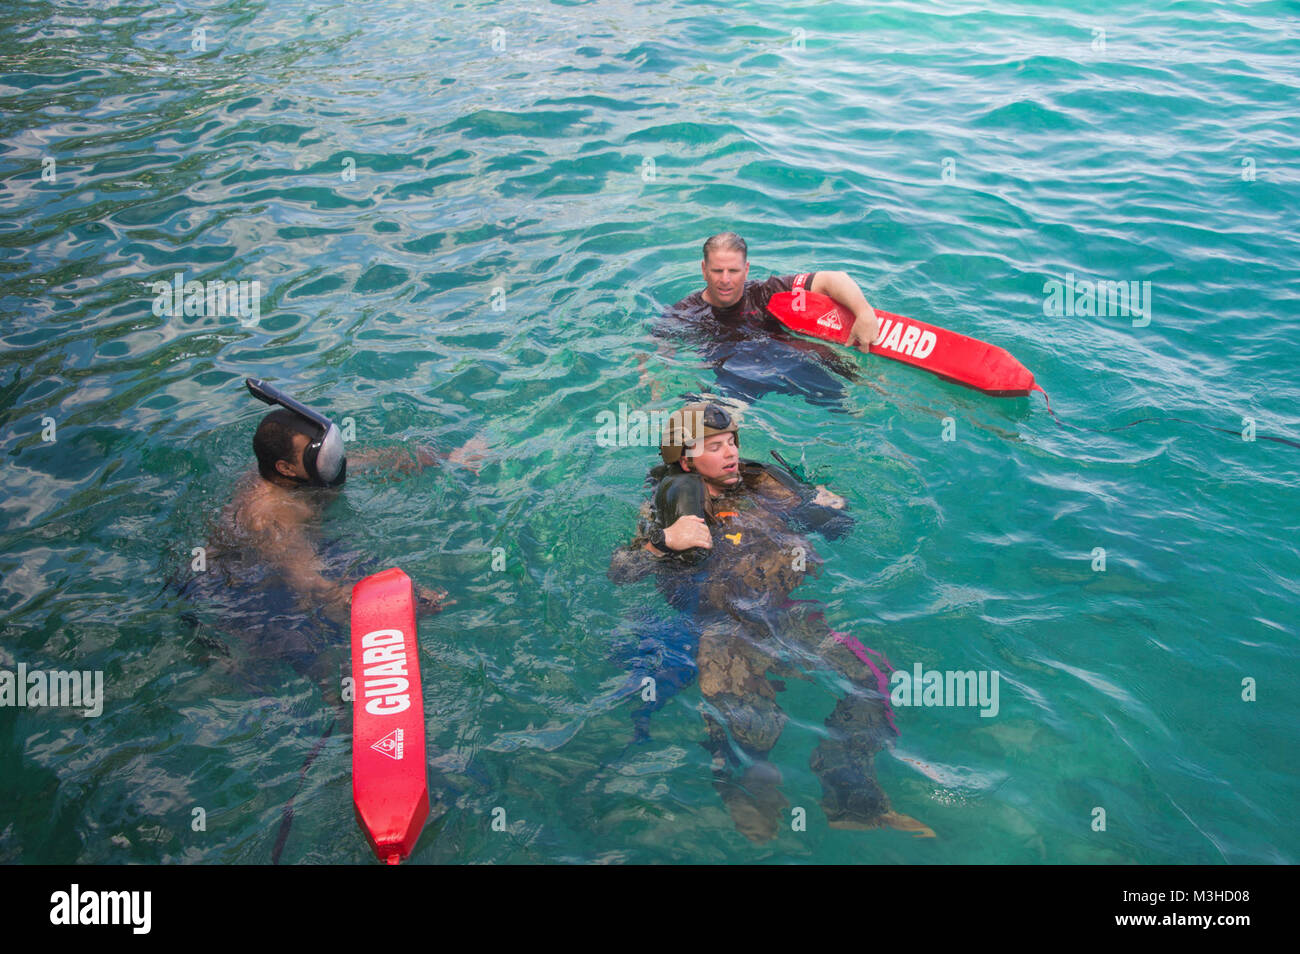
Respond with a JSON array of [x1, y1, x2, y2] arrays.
[[350, 567, 429, 864], [767, 290, 1038, 397]]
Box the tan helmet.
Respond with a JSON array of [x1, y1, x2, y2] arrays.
[[660, 403, 740, 465]]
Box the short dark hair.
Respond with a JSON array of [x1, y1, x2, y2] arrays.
[[253, 409, 316, 481], [703, 231, 747, 263]]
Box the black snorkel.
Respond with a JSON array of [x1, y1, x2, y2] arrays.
[[246, 378, 347, 488]]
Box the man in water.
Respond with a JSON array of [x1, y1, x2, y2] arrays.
[[642, 232, 880, 407], [214, 380, 448, 630], [198, 380, 466, 860], [609, 403, 932, 842]]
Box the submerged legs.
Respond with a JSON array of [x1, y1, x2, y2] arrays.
[[694, 610, 933, 840]]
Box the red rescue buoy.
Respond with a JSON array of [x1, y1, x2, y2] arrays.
[[766, 289, 1038, 397], [350, 567, 429, 864]]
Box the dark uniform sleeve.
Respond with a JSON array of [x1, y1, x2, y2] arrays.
[[654, 473, 706, 526], [790, 499, 854, 541], [761, 460, 854, 541], [652, 472, 711, 565]]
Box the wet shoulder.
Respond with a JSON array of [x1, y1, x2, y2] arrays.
[[670, 289, 706, 312], [227, 474, 311, 539]]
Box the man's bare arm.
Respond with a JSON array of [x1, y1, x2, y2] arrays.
[[348, 438, 488, 476], [248, 508, 351, 615], [346, 445, 428, 474], [809, 271, 878, 351], [254, 514, 448, 620]]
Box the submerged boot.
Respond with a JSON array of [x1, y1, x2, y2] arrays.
[[810, 737, 890, 828], [714, 761, 789, 844]]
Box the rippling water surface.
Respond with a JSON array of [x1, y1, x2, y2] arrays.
[[2, 0, 1297, 864]]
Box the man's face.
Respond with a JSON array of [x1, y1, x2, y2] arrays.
[[701, 249, 749, 308], [275, 432, 312, 483], [682, 432, 740, 492]]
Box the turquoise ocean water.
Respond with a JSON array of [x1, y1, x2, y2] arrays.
[[1, 0, 1297, 864]]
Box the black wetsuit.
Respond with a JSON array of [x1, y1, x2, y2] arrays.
[[658, 273, 862, 409], [609, 459, 898, 838]]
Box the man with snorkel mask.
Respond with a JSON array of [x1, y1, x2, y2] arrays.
[[249, 379, 350, 490], [226, 379, 449, 622]]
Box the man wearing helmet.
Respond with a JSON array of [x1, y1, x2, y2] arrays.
[[610, 403, 932, 842], [644, 402, 848, 559]]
